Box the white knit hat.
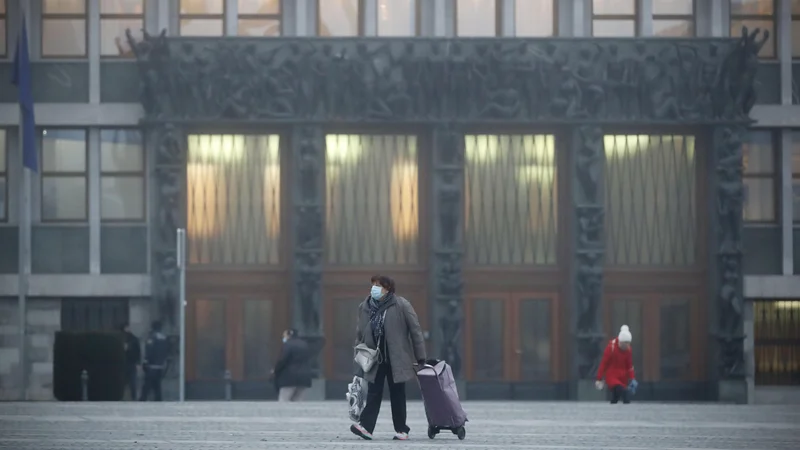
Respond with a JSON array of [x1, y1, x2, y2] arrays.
[[618, 325, 632, 343]]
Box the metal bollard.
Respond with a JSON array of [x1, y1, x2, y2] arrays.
[[224, 369, 232, 401], [80, 370, 89, 401]]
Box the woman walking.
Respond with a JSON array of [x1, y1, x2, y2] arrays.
[[350, 275, 427, 441]]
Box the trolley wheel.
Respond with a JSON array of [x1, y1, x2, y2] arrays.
[[457, 426, 466, 440], [427, 426, 437, 439]]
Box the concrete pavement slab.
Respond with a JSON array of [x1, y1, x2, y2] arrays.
[[0, 401, 798, 449]]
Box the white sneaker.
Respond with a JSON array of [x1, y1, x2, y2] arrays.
[[350, 423, 373, 440], [393, 432, 409, 440]]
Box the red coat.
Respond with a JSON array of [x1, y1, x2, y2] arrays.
[[596, 338, 635, 388]]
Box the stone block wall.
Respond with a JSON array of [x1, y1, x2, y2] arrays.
[[0, 298, 61, 400], [0, 298, 21, 400], [25, 299, 61, 400]]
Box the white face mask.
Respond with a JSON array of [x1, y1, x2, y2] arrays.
[[282, 336, 288, 343], [370, 285, 383, 300]]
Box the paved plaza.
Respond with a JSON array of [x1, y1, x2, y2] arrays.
[[0, 401, 799, 449]]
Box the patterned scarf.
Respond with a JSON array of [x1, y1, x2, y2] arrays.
[[367, 293, 393, 345]]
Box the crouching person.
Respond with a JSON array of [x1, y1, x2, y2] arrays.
[[595, 325, 636, 404]]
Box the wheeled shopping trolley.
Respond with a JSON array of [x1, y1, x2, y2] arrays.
[[415, 360, 468, 440]]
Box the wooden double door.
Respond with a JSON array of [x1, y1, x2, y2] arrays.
[[186, 271, 289, 387], [464, 293, 561, 382]]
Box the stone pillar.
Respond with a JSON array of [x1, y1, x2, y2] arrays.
[[570, 125, 607, 401], [148, 123, 185, 329], [711, 126, 747, 403], [147, 123, 186, 401], [290, 126, 326, 399], [431, 125, 465, 381]]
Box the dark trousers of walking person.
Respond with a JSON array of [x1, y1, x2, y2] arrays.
[[124, 363, 138, 400], [139, 367, 163, 401], [359, 362, 410, 434], [610, 385, 631, 404]]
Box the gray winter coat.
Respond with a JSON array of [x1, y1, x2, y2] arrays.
[[355, 295, 427, 384]]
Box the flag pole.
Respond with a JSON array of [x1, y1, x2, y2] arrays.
[[17, 161, 29, 401]]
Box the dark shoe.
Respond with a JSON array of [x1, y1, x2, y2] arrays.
[[350, 423, 373, 440]]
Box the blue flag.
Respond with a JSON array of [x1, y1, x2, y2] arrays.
[[12, 17, 38, 173]]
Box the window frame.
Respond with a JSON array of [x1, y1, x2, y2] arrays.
[[316, 0, 365, 37], [39, 128, 89, 223], [792, 0, 800, 59], [99, 128, 146, 223], [454, 0, 501, 37], [742, 129, 779, 223], [791, 130, 800, 223], [99, 0, 146, 59], [237, 0, 283, 37], [376, 0, 421, 37], [729, 0, 776, 60], [513, 0, 558, 37], [40, 0, 89, 58], [179, 0, 226, 36], [0, 129, 7, 223], [591, 0, 639, 37], [652, 0, 696, 37]]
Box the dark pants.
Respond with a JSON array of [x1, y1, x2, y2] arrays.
[[124, 364, 138, 400], [359, 362, 409, 434], [610, 385, 631, 404], [139, 367, 163, 401]]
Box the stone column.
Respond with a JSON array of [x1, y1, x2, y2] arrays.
[[148, 123, 185, 330], [571, 125, 607, 400], [711, 126, 747, 403], [290, 126, 325, 382], [431, 125, 465, 379], [147, 123, 186, 400]]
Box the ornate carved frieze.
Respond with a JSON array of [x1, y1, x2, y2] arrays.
[[713, 126, 746, 379], [128, 29, 767, 124], [148, 123, 186, 327], [572, 125, 606, 379], [432, 126, 465, 378]]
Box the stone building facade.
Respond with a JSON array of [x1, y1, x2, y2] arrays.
[[0, 0, 798, 403]]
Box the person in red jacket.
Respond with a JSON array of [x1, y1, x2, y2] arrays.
[[596, 325, 636, 404]]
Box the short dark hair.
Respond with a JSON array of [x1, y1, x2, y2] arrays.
[[151, 320, 162, 332], [375, 275, 396, 294], [370, 274, 381, 283]]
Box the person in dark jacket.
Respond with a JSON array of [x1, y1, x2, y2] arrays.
[[139, 321, 169, 402], [120, 323, 141, 401], [272, 329, 312, 402], [350, 275, 426, 441]]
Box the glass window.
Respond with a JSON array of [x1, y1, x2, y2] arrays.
[[592, 0, 636, 37], [465, 134, 558, 265], [730, 0, 775, 58], [238, 0, 281, 37], [42, 0, 87, 57], [791, 131, 800, 222], [0, 129, 6, 222], [518, 298, 551, 380], [470, 298, 505, 381], [318, 0, 360, 36], [100, 129, 145, 221], [653, 0, 694, 37], [187, 134, 282, 265], [0, 0, 7, 57], [456, 0, 496, 37], [377, 0, 416, 36], [742, 130, 776, 222], [193, 299, 226, 380], [180, 0, 224, 36], [660, 300, 691, 380], [41, 129, 88, 221], [515, 0, 555, 37], [242, 299, 274, 379], [604, 135, 697, 266], [325, 134, 419, 265], [100, 0, 144, 57]]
